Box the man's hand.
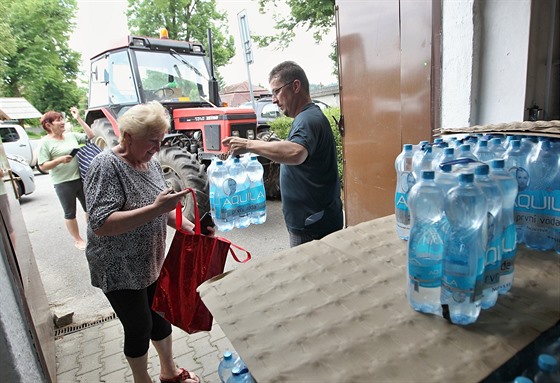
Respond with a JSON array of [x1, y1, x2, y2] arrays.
[[222, 136, 249, 156]]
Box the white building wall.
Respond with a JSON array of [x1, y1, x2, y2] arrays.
[[441, 0, 475, 129], [476, 0, 532, 124], [442, 0, 532, 128]]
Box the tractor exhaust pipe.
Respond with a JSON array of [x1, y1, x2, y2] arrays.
[[207, 28, 221, 106]]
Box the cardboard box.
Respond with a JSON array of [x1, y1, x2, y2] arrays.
[[199, 215, 560, 382]]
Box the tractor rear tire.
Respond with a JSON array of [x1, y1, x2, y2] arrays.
[[157, 146, 210, 222], [92, 118, 119, 149], [257, 131, 281, 200]]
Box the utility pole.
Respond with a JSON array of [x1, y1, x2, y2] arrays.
[[238, 10, 255, 110]]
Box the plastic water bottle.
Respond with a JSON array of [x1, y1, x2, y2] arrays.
[[504, 139, 528, 244], [431, 140, 447, 162], [489, 137, 506, 160], [445, 136, 460, 149], [395, 144, 415, 240], [229, 157, 251, 228], [207, 156, 218, 212], [226, 365, 255, 383], [210, 161, 234, 232], [441, 173, 487, 325], [490, 159, 518, 294], [434, 147, 455, 171], [218, 350, 240, 383], [412, 145, 434, 179], [474, 139, 493, 163], [474, 164, 502, 309], [554, 166, 560, 255], [524, 139, 559, 251], [534, 354, 560, 383], [435, 164, 457, 195], [413, 140, 429, 154], [456, 144, 479, 168], [246, 156, 267, 224], [406, 171, 445, 315], [544, 337, 560, 364], [504, 139, 528, 182]]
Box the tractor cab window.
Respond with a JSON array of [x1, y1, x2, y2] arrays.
[[134, 50, 209, 103], [89, 50, 138, 107], [108, 51, 137, 104]]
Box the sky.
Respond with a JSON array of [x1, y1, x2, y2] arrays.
[[68, 0, 338, 89]]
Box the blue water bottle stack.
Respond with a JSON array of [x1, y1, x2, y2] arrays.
[[395, 144, 415, 240], [208, 155, 267, 232], [396, 135, 557, 325]]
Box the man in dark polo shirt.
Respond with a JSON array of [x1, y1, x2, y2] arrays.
[[222, 61, 343, 247]]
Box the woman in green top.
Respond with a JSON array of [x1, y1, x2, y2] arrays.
[[38, 107, 95, 250]]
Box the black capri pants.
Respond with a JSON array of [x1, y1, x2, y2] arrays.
[[53, 179, 87, 219], [105, 281, 172, 358]]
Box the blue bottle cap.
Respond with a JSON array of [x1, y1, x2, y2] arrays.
[[475, 164, 489, 175], [491, 159, 505, 168], [538, 354, 558, 372], [459, 173, 474, 183], [422, 171, 435, 180]]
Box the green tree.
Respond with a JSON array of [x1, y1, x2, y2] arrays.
[[126, 0, 235, 87], [0, 0, 84, 114], [254, 0, 337, 76], [255, 0, 335, 45]]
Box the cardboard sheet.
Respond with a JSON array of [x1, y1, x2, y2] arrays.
[[199, 215, 560, 382], [435, 120, 560, 138]]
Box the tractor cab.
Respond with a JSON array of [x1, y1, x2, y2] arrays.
[[89, 34, 214, 113]]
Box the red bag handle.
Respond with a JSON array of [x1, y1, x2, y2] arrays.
[[174, 188, 251, 264], [175, 188, 201, 235]]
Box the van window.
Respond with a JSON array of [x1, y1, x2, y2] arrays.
[[261, 103, 280, 119], [0, 127, 20, 143]]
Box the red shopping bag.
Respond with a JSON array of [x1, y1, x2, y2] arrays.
[[152, 188, 250, 333]]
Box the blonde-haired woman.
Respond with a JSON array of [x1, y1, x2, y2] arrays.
[[85, 102, 202, 383]]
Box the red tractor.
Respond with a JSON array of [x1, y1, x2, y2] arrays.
[[84, 30, 280, 218]]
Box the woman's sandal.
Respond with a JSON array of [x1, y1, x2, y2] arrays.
[[160, 368, 200, 383]]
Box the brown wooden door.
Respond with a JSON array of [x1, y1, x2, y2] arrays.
[[336, 0, 441, 226]]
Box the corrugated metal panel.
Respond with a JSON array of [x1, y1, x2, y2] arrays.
[[0, 98, 41, 120]]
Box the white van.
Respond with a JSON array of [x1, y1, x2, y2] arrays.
[[0, 122, 39, 169]]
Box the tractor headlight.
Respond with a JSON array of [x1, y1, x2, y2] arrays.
[[246, 130, 255, 140], [231, 130, 239, 137]]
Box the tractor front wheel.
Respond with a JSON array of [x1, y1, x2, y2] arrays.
[[157, 146, 210, 222], [91, 118, 119, 149]]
